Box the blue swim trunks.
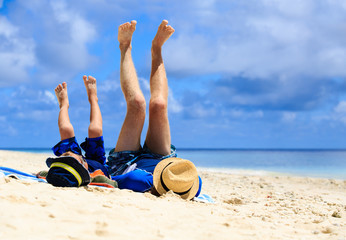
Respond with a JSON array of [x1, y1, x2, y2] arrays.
[[107, 144, 178, 192], [52, 136, 109, 176], [107, 144, 177, 176]]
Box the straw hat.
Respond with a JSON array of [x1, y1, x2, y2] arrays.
[[153, 157, 199, 200]]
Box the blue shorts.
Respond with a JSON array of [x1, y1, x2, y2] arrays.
[[107, 144, 177, 192], [52, 136, 108, 176]]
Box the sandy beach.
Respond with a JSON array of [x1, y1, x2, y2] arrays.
[[0, 150, 345, 240]]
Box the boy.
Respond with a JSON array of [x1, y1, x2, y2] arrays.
[[46, 76, 109, 187]]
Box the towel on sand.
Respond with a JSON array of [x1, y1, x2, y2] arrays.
[[0, 166, 46, 183], [0, 166, 215, 203]]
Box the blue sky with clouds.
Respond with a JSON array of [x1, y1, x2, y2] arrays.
[[0, 0, 346, 149]]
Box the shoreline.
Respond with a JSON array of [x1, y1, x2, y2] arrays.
[[0, 150, 345, 239], [198, 167, 346, 181], [1, 149, 345, 180]]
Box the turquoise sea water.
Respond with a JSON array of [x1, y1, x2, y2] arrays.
[[178, 149, 346, 180], [2, 148, 346, 179]]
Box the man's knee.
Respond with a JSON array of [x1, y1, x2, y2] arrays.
[[127, 93, 146, 115], [149, 97, 167, 115]]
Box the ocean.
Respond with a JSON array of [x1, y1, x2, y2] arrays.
[[178, 149, 346, 180], [3, 148, 346, 180]]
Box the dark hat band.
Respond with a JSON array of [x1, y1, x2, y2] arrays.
[[50, 162, 82, 186], [160, 162, 194, 196]]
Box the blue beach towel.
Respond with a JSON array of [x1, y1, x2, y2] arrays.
[[0, 167, 46, 183], [193, 194, 215, 203]]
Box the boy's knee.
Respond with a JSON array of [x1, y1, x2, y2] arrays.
[[149, 97, 167, 114], [88, 124, 103, 137], [59, 123, 74, 135]]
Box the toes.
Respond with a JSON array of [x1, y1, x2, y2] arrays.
[[168, 26, 175, 34], [119, 21, 137, 31], [83, 75, 88, 81], [62, 82, 67, 89], [161, 20, 168, 26], [55, 84, 62, 92], [119, 22, 130, 30], [88, 76, 96, 83], [130, 20, 137, 26]]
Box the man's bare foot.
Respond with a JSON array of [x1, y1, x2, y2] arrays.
[[55, 82, 69, 108], [83, 75, 98, 102], [152, 20, 175, 49], [118, 20, 137, 49]]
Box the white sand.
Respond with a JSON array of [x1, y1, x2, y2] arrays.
[[0, 150, 345, 240]]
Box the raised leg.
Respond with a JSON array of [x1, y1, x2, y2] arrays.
[[145, 20, 175, 156], [55, 82, 75, 141], [83, 75, 103, 138], [115, 20, 146, 152]]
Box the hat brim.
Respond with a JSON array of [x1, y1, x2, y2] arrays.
[[46, 156, 90, 186], [153, 157, 199, 200]]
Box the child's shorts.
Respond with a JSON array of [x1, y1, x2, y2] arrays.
[[52, 136, 108, 175]]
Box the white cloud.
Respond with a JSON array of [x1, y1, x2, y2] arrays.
[[168, 89, 183, 113], [164, 0, 346, 80], [226, 109, 264, 119], [334, 101, 346, 114], [0, 17, 36, 87], [43, 91, 57, 105], [282, 112, 297, 122], [6, 86, 58, 113], [262, 0, 314, 17], [98, 80, 121, 93], [0, 116, 18, 136], [16, 110, 55, 121], [165, 34, 213, 74], [138, 77, 149, 91], [325, 101, 346, 125], [0, 0, 98, 86], [51, 1, 96, 45], [38, 0, 97, 72]]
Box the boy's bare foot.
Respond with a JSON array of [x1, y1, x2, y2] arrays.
[[152, 20, 175, 49], [83, 75, 98, 102], [118, 20, 137, 49], [55, 82, 69, 108]]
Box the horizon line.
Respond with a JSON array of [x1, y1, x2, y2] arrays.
[[1, 147, 346, 151]]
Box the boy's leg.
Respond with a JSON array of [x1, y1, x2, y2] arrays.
[[83, 75, 103, 138], [55, 82, 75, 141], [81, 75, 107, 166], [145, 20, 175, 156], [115, 20, 146, 152]]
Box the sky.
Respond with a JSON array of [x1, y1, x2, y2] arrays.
[[0, 0, 346, 149]]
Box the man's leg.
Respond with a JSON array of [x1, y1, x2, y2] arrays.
[[115, 20, 146, 152], [55, 82, 75, 141], [145, 20, 175, 156], [83, 75, 102, 138]]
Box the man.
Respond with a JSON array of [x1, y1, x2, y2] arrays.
[[107, 20, 202, 199]]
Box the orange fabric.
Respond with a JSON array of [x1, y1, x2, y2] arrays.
[[89, 182, 116, 188], [90, 169, 106, 178], [36, 171, 47, 180]]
